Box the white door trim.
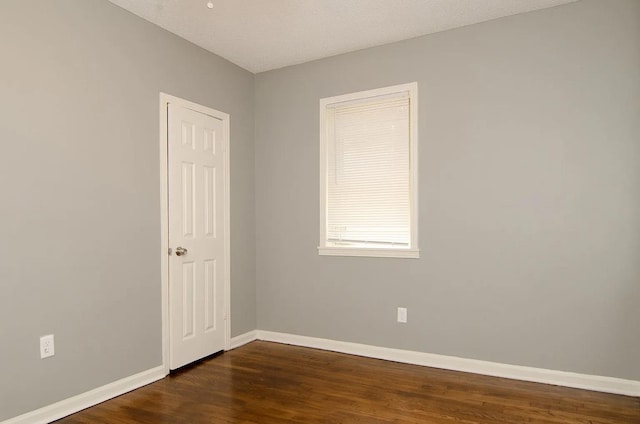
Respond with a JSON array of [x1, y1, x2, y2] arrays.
[[159, 93, 231, 375]]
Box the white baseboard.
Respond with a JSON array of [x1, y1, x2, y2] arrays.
[[6, 330, 636, 424], [229, 330, 258, 349], [4, 329, 258, 424], [256, 330, 640, 397], [2, 366, 165, 424]]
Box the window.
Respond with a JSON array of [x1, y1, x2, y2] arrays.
[[318, 82, 419, 258]]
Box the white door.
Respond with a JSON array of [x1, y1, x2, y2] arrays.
[[168, 102, 227, 370]]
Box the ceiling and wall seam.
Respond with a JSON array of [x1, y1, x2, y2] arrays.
[[108, 0, 580, 73]]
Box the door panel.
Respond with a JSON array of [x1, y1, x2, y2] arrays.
[[168, 103, 226, 370]]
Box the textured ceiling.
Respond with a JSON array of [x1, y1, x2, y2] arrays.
[[108, 0, 579, 73]]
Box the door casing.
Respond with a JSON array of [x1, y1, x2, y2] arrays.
[[159, 92, 231, 375]]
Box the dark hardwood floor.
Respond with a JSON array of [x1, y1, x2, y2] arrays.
[[56, 341, 639, 423]]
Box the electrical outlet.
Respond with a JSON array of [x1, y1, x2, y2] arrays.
[[397, 307, 408, 323], [40, 334, 55, 359]]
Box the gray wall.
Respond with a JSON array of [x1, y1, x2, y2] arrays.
[[0, 0, 255, 420], [255, 0, 640, 381]]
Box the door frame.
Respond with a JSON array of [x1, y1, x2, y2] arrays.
[[159, 92, 231, 375]]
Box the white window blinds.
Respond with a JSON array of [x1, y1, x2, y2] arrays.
[[326, 93, 411, 247]]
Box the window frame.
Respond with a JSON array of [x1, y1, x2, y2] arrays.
[[318, 82, 419, 259]]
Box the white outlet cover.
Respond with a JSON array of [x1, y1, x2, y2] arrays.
[[40, 334, 55, 359], [397, 307, 408, 323]]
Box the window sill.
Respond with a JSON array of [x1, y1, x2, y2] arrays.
[[317, 246, 420, 259]]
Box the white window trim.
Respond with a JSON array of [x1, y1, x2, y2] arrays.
[[318, 82, 419, 259]]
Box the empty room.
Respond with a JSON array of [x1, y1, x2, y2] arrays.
[[1, 0, 638, 423]]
